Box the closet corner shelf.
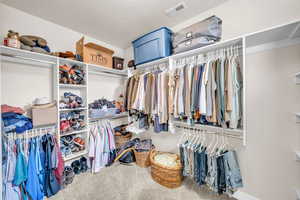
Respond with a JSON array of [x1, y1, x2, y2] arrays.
[[63, 150, 87, 161], [59, 84, 87, 88], [89, 112, 128, 122], [59, 107, 87, 112], [60, 129, 88, 137]]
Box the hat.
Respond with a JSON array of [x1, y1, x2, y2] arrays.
[[33, 97, 50, 105]]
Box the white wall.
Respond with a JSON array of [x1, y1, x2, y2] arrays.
[[124, 0, 300, 62], [0, 3, 126, 108], [239, 44, 300, 200], [0, 4, 124, 56]]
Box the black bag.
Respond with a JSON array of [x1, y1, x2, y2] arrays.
[[117, 138, 140, 164], [119, 150, 136, 164]]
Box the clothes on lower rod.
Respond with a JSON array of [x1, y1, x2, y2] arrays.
[[179, 142, 243, 195], [2, 133, 64, 200], [88, 120, 116, 173], [124, 68, 169, 133], [170, 54, 243, 129]]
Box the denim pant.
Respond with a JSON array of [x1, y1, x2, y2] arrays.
[[217, 155, 226, 194], [223, 151, 243, 192]]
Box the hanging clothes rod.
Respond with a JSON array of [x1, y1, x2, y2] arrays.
[[174, 125, 243, 140], [173, 120, 243, 139], [3, 125, 57, 140], [89, 70, 127, 78]]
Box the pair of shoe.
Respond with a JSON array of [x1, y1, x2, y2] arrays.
[[62, 166, 75, 188], [71, 157, 88, 174]]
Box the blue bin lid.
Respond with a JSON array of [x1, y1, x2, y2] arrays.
[[132, 27, 172, 44]]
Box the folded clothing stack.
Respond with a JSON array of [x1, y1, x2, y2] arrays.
[[60, 111, 86, 133], [60, 92, 84, 109], [1, 104, 33, 133], [60, 135, 85, 157], [89, 98, 120, 118], [59, 64, 85, 85], [19, 35, 51, 54], [89, 98, 116, 109]]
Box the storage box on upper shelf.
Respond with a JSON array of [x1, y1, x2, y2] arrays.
[[32, 104, 57, 127], [76, 37, 114, 68], [132, 27, 172, 66], [113, 56, 124, 70], [172, 15, 222, 54]]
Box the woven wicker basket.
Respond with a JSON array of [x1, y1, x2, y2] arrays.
[[133, 148, 152, 168], [149, 150, 183, 188], [114, 132, 132, 148]]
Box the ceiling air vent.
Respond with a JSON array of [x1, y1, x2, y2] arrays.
[[165, 2, 187, 17]]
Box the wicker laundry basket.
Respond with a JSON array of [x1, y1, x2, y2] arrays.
[[149, 150, 183, 189], [114, 132, 132, 148], [133, 148, 153, 168]]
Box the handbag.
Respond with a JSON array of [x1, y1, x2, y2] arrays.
[[119, 150, 135, 164]]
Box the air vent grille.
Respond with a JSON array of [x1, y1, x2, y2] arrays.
[[165, 2, 186, 17]]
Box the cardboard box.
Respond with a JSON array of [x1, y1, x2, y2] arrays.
[[76, 37, 114, 68], [32, 105, 57, 127]]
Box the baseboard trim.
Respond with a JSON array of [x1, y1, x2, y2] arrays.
[[233, 191, 260, 200]]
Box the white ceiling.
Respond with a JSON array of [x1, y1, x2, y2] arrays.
[[1, 0, 227, 48]]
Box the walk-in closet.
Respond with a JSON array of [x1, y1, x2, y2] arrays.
[[1, 1, 300, 200]]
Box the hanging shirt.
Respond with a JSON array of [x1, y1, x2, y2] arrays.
[[199, 63, 207, 114], [88, 125, 103, 173], [26, 139, 44, 200], [3, 141, 21, 200]]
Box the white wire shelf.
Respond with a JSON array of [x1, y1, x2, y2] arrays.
[[59, 84, 87, 88], [59, 107, 87, 112], [88, 63, 127, 77], [63, 150, 87, 161], [0, 45, 128, 77], [60, 129, 88, 137], [89, 112, 128, 122], [0, 45, 57, 64]]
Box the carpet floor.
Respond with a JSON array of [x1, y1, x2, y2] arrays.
[[50, 163, 236, 200]]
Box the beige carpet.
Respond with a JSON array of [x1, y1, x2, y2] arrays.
[[50, 163, 236, 200]]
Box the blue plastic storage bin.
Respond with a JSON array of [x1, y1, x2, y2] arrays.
[[132, 27, 172, 66]]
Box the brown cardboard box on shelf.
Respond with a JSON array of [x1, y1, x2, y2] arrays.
[[113, 56, 124, 70], [76, 37, 114, 68], [32, 105, 57, 127]]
